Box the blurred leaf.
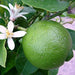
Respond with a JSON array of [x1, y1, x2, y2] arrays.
[[15, 45, 27, 73], [0, 0, 6, 17], [0, 18, 5, 25], [67, 14, 75, 18], [69, 0, 75, 2], [64, 0, 75, 2], [71, 2, 75, 8], [0, 40, 7, 67], [68, 29, 75, 49], [16, 45, 38, 75], [48, 68, 58, 75], [14, 0, 23, 5], [14, 17, 28, 28], [21, 61, 38, 75], [0, 0, 10, 18], [1, 0, 22, 5], [32, 69, 48, 75], [22, 0, 69, 12], [22, 7, 36, 13], [1, 0, 7, 5], [23, 6, 36, 20], [4, 67, 18, 75], [65, 49, 73, 61], [1, 51, 16, 75]]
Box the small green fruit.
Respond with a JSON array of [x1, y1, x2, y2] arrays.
[[22, 20, 72, 70]]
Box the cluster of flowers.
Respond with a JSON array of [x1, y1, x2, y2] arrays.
[[0, 3, 28, 50]]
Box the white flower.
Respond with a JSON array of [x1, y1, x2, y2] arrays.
[[0, 21, 26, 50], [0, 3, 28, 21]]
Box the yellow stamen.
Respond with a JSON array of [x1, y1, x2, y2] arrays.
[[6, 30, 13, 38], [15, 3, 24, 9]]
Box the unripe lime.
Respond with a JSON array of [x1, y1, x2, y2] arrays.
[[22, 20, 72, 70]]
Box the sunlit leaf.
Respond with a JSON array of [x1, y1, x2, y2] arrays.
[[22, 0, 69, 12], [0, 40, 7, 67]]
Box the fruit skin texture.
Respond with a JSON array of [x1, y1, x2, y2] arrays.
[[22, 20, 72, 70]]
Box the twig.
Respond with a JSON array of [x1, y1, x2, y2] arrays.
[[48, 8, 68, 20]]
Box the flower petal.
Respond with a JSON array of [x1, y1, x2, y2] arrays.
[[21, 15, 27, 19], [13, 31, 26, 38], [8, 21, 14, 32], [19, 12, 28, 15], [0, 34, 6, 39], [7, 38, 15, 50], [0, 4, 10, 13], [9, 3, 14, 9], [0, 25, 6, 33], [15, 14, 27, 19]]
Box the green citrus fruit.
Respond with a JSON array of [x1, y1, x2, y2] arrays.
[[22, 20, 72, 70]]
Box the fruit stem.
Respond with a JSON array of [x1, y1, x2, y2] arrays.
[[14, 25, 27, 31]]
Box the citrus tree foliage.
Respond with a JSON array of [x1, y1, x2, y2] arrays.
[[0, 0, 75, 75]]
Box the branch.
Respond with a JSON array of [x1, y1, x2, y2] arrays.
[[47, 8, 68, 20]]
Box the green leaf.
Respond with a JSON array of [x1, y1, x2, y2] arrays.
[[67, 14, 75, 18], [1, 0, 7, 5], [62, 0, 74, 2], [48, 68, 58, 75], [1, 51, 16, 75], [71, 2, 75, 8], [3, 67, 18, 75], [1, 0, 22, 5], [15, 51, 27, 73], [22, 7, 36, 13], [15, 17, 28, 28], [68, 29, 75, 49], [0, 18, 5, 25], [32, 69, 48, 75], [22, 0, 69, 12], [0, 40, 7, 67], [65, 49, 73, 61], [15, 45, 38, 75], [15, 45, 27, 73], [21, 61, 38, 75]]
